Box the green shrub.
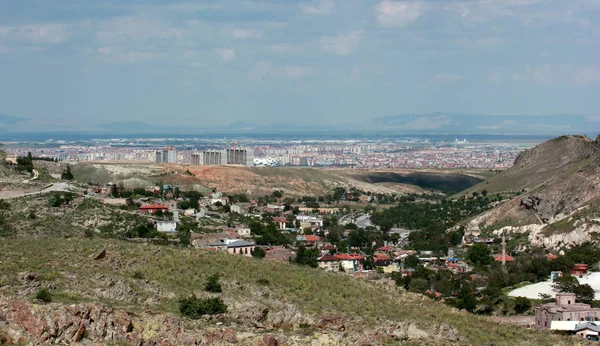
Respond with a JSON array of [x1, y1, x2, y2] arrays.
[[205, 273, 222, 293], [251, 247, 266, 259], [35, 288, 52, 302], [256, 278, 270, 285], [132, 271, 145, 280], [178, 296, 227, 318]]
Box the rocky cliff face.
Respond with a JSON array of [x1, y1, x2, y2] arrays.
[[0, 297, 463, 345]]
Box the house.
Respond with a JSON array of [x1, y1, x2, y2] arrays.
[[184, 208, 196, 216], [273, 216, 288, 230], [226, 240, 255, 257], [266, 204, 285, 212], [230, 204, 243, 214], [573, 321, 600, 340], [317, 253, 365, 272], [535, 293, 600, 330], [296, 235, 322, 244], [573, 264, 589, 277], [102, 198, 133, 206], [494, 254, 515, 263], [139, 204, 169, 214], [228, 226, 251, 238], [296, 215, 323, 228], [156, 220, 177, 233], [374, 253, 391, 266]]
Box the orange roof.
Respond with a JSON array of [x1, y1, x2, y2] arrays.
[[377, 246, 391, 251], [375, 253, 390, 261], [139, 204, 169, 210], [494, 254, 515, 262], [305, 235, 321, 242], [546, 254, 559, 259]]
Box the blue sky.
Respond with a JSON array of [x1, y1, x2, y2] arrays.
[[0, 0, 599, 131]]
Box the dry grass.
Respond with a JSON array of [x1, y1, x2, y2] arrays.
[[0, 237, 578, 345]]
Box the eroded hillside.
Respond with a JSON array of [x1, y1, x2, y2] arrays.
[[462, 135, 600, 249]]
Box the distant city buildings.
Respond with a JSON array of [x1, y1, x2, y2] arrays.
[[191, 148, 253, 166], [155, 147, 177, 164], [3, 136, 535, 170]]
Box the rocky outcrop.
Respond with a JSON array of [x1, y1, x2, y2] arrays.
[[0, 297, 465, 345]]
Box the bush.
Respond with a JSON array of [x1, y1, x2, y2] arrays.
[[513, 296, 532, 314], [132, 271, 145, 280], [35, 288, 52, 302], [179, 296, 227, 319], [205, 273, 222, 293], [251, 247, 266, 259]]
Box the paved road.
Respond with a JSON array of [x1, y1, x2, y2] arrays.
[[355, 214, 374, 228]]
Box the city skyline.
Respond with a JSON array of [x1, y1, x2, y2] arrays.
[[1, 0, 599, 133]]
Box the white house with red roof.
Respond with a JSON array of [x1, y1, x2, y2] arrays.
[[139, 203, 169, 214]]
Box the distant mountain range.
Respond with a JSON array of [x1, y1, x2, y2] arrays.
[[0, 114, 28, 125], [0, 112, 598, 137], [372, 113, 595, 134]]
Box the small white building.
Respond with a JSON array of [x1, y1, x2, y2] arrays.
[[230, 204, 243, 214], [156, 221, 177, 233], [235, 227, 251, 238], [184, 208, 196, 216]]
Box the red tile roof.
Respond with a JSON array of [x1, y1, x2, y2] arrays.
[[139, 204, 169, 210], [377, 246, 391, 251], [305, 235, 321, 242], [494, 254, 515, 262], [546, 254, 559, 259]]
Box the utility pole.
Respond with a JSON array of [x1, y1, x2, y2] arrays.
[[501, 231, 506, 266]]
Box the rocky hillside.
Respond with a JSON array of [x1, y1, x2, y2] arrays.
[[0, 238, 573, 345], [462, 135, 600, 249]]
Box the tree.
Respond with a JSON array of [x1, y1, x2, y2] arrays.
[[404, 254, 421, 269], [294, 245, 319, 268], [467, 243, 492, 266], [513, 296, 532, 314], [204, 273, 222, 293], [61, 164, 74, 180], [408, 278, 429, 293], [251, 247, 266, 259], [179, 296, 227, 318], [574, 284, 595, 304], [552, 275, 579, 294]]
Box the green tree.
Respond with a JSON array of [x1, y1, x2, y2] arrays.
[[205, 273, 222, 293], [251, 247, 266, 259], [408, 278, 429, 293], [552, 275, 579, 293], [467, 243, 492, 266], [294, 245, 319, 268], [404, 254, 421, 269], [513, 296, 532, 314], [61, 164, 74, 180], [574, 284, 595, 304], [179, 296, 227, 318]]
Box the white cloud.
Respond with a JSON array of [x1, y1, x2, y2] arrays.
[[321, 31, 363, 56], [375, 1, 422, 28], [0, 24, 70, 44], [95, 46, 167, 63], [96, 16, 181, 45], [217, 48, 235, 62], [231, 28, 262, 39], [512, 65, 600, 87], [248, 62, 311, 80], [302, 0, 335, 16], [461, 37, 503, 47], [434, 74, 463, 83]]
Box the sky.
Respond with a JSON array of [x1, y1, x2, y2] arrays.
[[0, 0, 599, 132]]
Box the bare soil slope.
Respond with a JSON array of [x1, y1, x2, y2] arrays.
[[462, 135, 600, 247]]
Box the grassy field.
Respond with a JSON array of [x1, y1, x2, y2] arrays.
[[0, 237, 577, 345]]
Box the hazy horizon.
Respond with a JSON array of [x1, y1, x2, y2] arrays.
[[1, 0, 599, 133]]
